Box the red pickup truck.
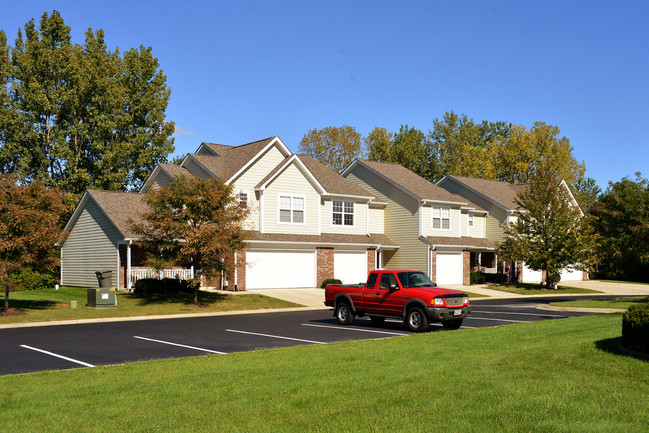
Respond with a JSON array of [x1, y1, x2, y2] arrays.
[[324, 270, 470, 331]]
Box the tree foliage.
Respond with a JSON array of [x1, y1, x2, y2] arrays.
[[496, 166, 595, 289], [0, 174, 70, 310], [0, 10, 175, 195], [298, 126, 363, 173], [590, 173, 649, 282], [131, 176, 248, 303]]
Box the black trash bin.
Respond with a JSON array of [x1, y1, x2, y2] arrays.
[[95, 270, 113, 288]]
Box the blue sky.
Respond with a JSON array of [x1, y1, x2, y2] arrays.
[[3, 1, 648, 189]]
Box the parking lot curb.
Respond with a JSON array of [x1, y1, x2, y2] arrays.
[[536, 305, 625, 314], [0, 306, 330, 330]]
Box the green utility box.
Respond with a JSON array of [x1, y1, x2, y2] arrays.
[[87, 288, 117, 308]]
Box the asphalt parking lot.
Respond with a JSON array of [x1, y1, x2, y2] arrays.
[[0, 297, 600, 376]]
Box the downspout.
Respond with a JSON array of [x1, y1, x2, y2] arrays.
[[418, 201, 423, 237], [127, 241, 132, 292], [259, 190, 265, 233], [234, 251, 238, 291], [366, 201, 370, 236]]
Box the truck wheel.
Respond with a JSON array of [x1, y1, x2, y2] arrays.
[[442, 319, 463, 330], [369, 316, 385, 324], [405, 307, 429, 332], [335, 301, 354, 325]]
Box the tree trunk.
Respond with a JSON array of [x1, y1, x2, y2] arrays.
[[4, 278, 8, 311], [193, 283, 199, 305]]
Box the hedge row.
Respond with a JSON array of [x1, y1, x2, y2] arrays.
[[133, 278, 200, 295]]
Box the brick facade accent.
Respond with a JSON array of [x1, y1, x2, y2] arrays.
[[235, 248, 246, 291], [430, 249, 437, 284], [463, 250, 470, 286], [317, 247, 334, 287], [367, 249, 376, 274]]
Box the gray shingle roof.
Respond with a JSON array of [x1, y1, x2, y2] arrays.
[[247, 231, 398, 248], [297, 155, 376, 198], [444, 175, 528, 210], [425, 236, 495, 249], [86, 190, 149, 239]]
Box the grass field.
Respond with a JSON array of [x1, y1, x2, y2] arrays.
[[1, 314, 647, 432], [550, 296, 649, 310], [0, 287, 300, 324], [488, 283, 599, 296]]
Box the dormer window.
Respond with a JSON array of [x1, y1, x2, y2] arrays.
[[333, 200, 354, 226], [432, 206, 451, 230]]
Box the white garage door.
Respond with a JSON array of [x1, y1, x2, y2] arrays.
[[334, 251, 367, 285], [522, 264, 542, 283], [560, 268, 583, 281], [436, 252, 463, 285], [246, 250, 316, 289]]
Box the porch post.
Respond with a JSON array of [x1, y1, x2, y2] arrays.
[[126, 241, 132, 291]]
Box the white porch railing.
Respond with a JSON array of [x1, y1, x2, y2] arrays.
[[129, 268, 195, 285]]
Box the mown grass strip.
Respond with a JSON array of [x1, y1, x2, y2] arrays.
[[0, 287, 301, 324], [1, 314, 648, 432], [550, 296, 649, 310], [488, 283, 599, 295]]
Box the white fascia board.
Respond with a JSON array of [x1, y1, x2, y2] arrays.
[[322, 193, 374, 201], [140, 165, 162, 193], [255, 155, 326, 194], [246, 239, 399, 249], [438, 175, 511, 212], [196, 143, 219, 156], [340, 159, 360, 177], [420, 198, 468, 206], [226, 136, 292, 185], [559, 179, 584, 217], [59, 192, 127, 245]]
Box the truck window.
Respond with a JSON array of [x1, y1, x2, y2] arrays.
[[366, 273, 378, 289], [396, 271, 435, 288], [380, 273, 398, 290]]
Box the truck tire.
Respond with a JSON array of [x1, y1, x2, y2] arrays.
[[405, 307, 429, 332], [335, 301, 354, 325], [442, 319, 463, 330], [369, 316, 385, 324]]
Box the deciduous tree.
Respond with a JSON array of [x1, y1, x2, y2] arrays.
[[497, 166, 595, 289], [131, 176, 248, 304], [0, 175, 70, 311], [298, 126, 363, 173], [590, 173, 649, 282], [0, 11, 174, 194]]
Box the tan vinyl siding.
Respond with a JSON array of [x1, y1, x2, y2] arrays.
[[346, 165, 427, 273], [152, 171, 172, 190], [486, 214, 505, 242], [369, 206, 384, 234], [61, 200, 122, 287], [182, 159, 213, 179], [263, 163, 320, 235], [231, 145, 287, 231], [468, 213, 487, 238], [321, 199, 368, 235], [421, 205, 461, 238]]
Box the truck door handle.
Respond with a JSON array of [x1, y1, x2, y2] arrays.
[[375, 292, 381, 295]]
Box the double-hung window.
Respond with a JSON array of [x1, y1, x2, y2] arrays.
[[432, 206, 451, 230], [468, 213, 474, 228], [238, 191, 248, 209], [332, 200, 354, 226], [279, 195, 304, 224]]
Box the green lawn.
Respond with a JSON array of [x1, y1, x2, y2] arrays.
[[488, 282, 600, 295], [1, 314, 647, 432], [550, 296, 649, 310], [0, 287, 300, 325]]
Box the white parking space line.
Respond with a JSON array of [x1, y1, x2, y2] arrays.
[[20, 345, 95, 368], [302, 323, 409, 336], [467, 317, 533, 323], [472, 310, 566, 318], [225, 329, 326, 345], [133, 336, 226, 354]]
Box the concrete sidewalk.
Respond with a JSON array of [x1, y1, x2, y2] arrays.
[[256, 280, 649, 308]]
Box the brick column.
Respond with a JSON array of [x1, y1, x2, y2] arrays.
[[317, 247, 334, 288], [430, 249, 437, 284], [463, 250, 470, 286], [236, 248, 246, 291], [367, 249, 376, 274]]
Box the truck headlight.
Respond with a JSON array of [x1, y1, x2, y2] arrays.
[[463, 296, 469, 305], [433, 298, 444, 306]]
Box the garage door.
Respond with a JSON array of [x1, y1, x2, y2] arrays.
[[560, 268, 583, 281], [436, 252, 463, 285], [246, 250, 316, 289], [334, 251, 367, 285], [522, 264, 542, 283]]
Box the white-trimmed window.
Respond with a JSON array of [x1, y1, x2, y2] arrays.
[[468, 213, 474, 228], [279, 194, 305, 224], [332, 200, 354, 226], [432, 206, 451, 230], [238, 191, 249, 209]]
